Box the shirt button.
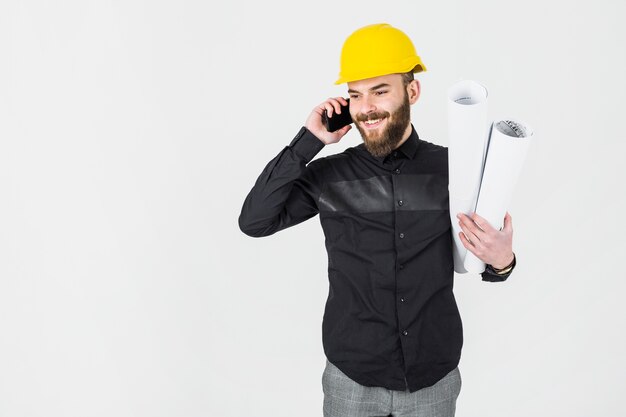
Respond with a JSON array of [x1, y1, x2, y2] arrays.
[[403, 330, 408, 336], [399, 264, 404, 269], [399, 233, 404, 239], [398, 200, 403, 206], [400, 298, 405, 302], [394, 168, 401, 174]]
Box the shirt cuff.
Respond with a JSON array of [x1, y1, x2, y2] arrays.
[[288, 126, 325, 161], [481, 254, 517, 282]]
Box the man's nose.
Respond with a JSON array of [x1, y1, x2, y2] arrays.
[[360, 96, 377, 115]]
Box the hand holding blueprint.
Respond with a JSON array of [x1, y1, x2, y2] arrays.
[[447, 80, 534, 274]]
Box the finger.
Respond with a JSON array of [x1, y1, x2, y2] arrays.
[[328, 98, 342, 114], [459, 214, 484, 241], [470, 212, 493, 233], [460, 232, 486, 260], [459, 231, 475, 248], [338, 96, 349, 106], [324, 102, 334, 117], [317, 103, 329, 116], [459, 219, 480, 244]]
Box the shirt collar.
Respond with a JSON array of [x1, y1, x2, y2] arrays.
[[358, 123, 421, 163]]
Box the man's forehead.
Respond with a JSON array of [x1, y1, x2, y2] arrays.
[[347, 74, 403, 93]]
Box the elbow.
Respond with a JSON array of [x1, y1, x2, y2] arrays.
[[238, 214, 276, 238], [239, 226, 265, 238], [238, 216, 260, 237]]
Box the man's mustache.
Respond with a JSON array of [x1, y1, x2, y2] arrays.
[[355, 111, 390, 122]]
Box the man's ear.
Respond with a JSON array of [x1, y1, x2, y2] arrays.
[[408, 79, 420, 104]]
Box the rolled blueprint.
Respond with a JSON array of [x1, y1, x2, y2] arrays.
[[463, 119, 533, 273], [447, 80, 491, 274]]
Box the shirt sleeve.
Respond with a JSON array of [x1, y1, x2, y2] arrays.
[[238, 126, 326, 238], [480, 253, 517, 282]]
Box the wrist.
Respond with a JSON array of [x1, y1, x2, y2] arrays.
[[289, 126, 326, 160], [491, 252, 515, 271]]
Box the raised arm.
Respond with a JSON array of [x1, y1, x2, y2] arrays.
[[238, 127, 327, 237], [239, 97, 352, 237]]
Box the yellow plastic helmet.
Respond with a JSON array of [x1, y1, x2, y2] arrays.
[[335, 23, 427, 85]]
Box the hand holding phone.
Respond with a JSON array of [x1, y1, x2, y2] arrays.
[[305, 97, 353, 145], [322, 98, 352, 132]]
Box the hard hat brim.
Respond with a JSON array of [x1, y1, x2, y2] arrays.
[[335, 62, 427, 85]]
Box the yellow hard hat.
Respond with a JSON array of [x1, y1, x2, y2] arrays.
[[335, 23, 427, 85]]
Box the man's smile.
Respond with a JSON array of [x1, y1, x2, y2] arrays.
[[362, 117, 386, 129]]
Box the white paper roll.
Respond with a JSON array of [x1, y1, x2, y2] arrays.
[[447, 80, 491, 273], [463, 119, 534, 273]]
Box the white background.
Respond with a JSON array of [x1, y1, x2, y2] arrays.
[[1, 0, 625, 416]]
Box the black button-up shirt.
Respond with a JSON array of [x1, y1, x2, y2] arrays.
[[239, 124, 514, 393]]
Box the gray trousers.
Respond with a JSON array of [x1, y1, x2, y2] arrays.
[[322, 359, 461, 417]]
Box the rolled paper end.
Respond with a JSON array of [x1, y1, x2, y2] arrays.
[[448, 79, 488, 105], [494, 119, 534, 139], [464, 251, 486, 274]]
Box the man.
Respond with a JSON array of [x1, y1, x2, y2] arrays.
[[239, 23, 516, 417]]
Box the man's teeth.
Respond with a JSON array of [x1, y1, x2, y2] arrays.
[[365, 119, 382, 124]]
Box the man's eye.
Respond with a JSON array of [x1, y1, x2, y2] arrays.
[[350, 95, 359, 99], [375, 91, 387, 95]]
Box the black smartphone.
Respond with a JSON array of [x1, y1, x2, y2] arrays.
[[322, 99, 352, 132]]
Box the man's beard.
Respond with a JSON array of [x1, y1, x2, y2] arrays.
[[355, 93, 411, 158]]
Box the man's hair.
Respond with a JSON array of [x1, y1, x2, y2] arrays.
[[400, 71, 415, 87]]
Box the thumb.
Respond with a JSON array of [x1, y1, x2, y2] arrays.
[[336, 124, 352, 138], [502, 211, 513, 232]]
